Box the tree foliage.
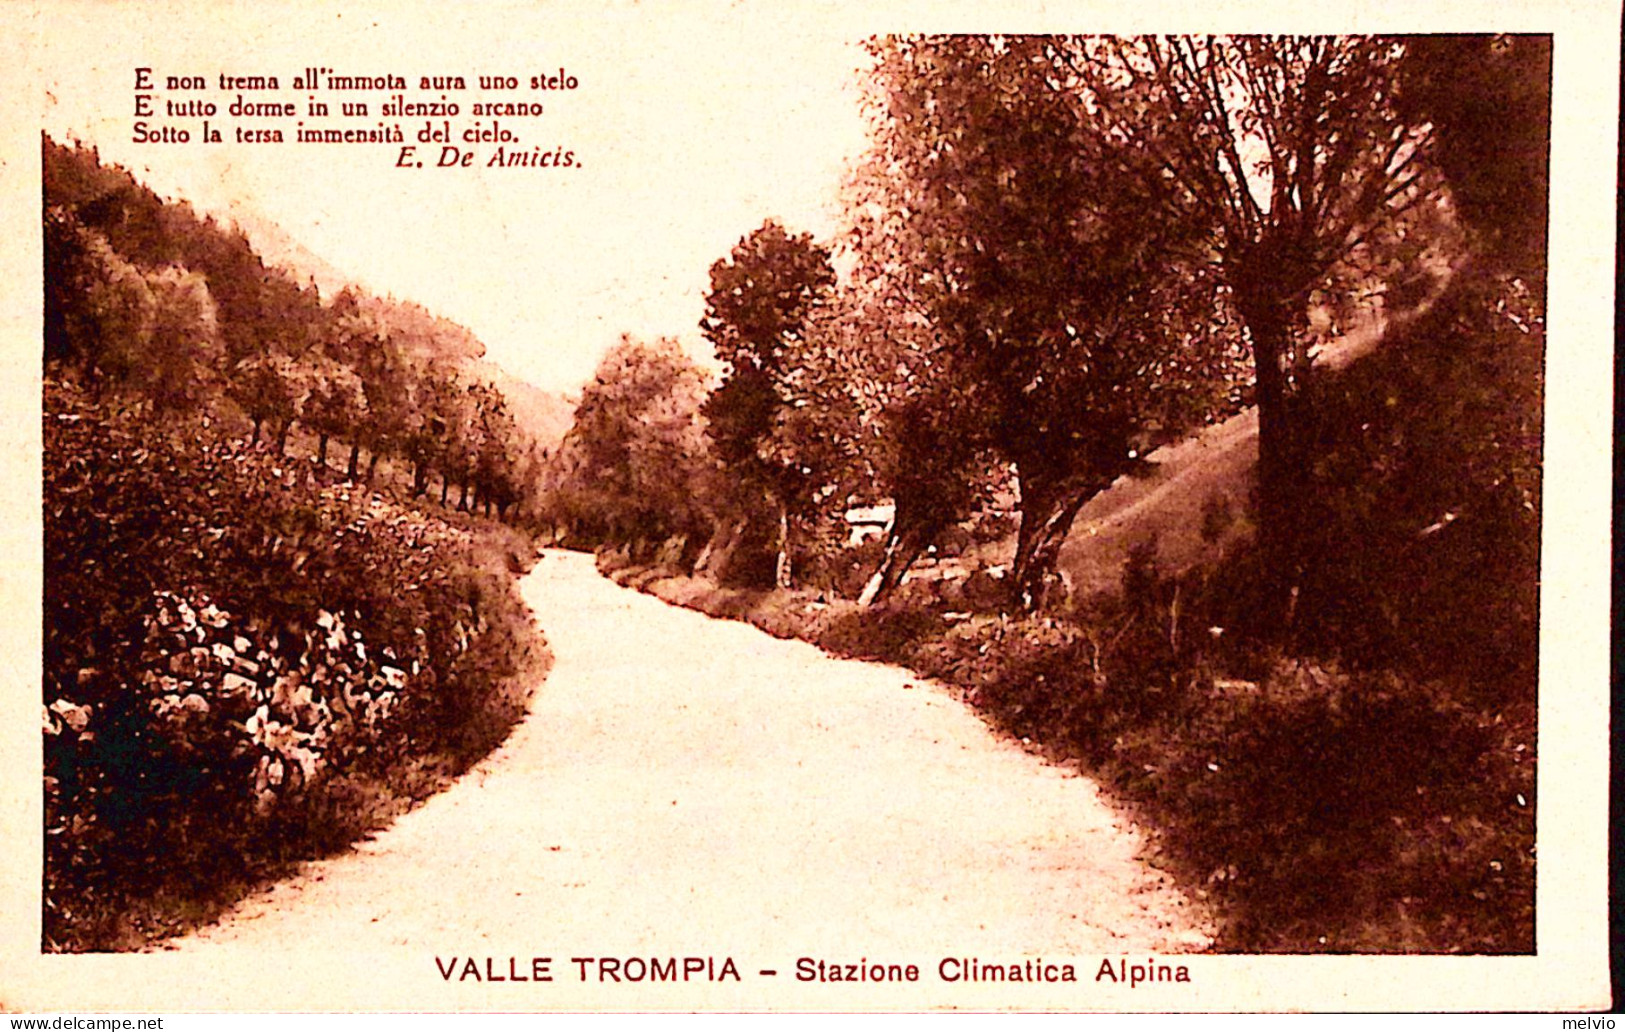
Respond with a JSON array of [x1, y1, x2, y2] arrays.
[[700, 220, 838, 586], [1052, 36, 1451, 614], [851, 35, 1245, 605], [1395, 35, 1550, 280], [551, 335, 717, 552]]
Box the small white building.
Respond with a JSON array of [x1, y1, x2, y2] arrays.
[[843, 502, 894, 546]]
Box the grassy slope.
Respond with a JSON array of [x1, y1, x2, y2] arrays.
[[1057, 407, 1258, 599], [998, 306, 1396, 602]]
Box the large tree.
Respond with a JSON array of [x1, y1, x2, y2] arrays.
[[828, 272, 998, 605], [301, 354, 366, 473], [1395, 35, 1550, 281], [354, 325, 414, 483], [469, 381, 521, 518], [563, 335, 716, 550], [853, 35, 1236, 606], [228, 352, 302, 453], [700, 220, 837, 588], [1055, 35, 1449, 615]]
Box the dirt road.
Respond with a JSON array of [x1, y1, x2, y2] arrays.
[[152, 549, 1210, 1008]]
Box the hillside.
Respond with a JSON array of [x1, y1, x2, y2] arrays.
[[224, 205, 356, 300], [1049, 280, 1439, 604], [230, 206, 571, 451], [470, 359, 576, 451], [1057, 408, 1259, 599]]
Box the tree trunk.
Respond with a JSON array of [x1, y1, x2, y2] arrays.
[[457, 479, 469, 511], [691, 527, 721, 577], [1011, 462, 1094, 611], [412, 459, 428, 497], [346, 442, 362, 481], [861, 517, 927, 606], [695, 518, 746, 580], [440, 473, 451, 505], [365, 452, 381, 483], [275, 419, 292, 457], [250, 417, 263, 447], [1233, 288, 1302, 630], [316, 433, 329, 470], [773, 505, 793, 589], [679, 530, 707, 573]]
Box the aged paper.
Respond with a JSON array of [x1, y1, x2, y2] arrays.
[[2, 0, 1616, 1013]]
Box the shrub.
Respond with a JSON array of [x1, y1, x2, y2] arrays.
[[43, 380, 543, 950], [1282, 271, 1542, 693], [816, 600, 946, 664]]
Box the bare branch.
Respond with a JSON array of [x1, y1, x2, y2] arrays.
[[1170, 36, 1261, 237], [1142, 37, 1251, 240]]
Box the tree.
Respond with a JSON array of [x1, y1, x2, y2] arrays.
[[754, 290, 882, 591], [469, 381, 520, 518], [1395, 35, 1550, 282], [355, 330, 413, 483], [563, 335, 716, 551], [700, 220, 837, 588], [142, 267, 222, 415], [44, 205, 99, 375], [822, 273, 996, 604], [50, 226, 157, 397], [301, 355, 366, 473], [853, 35, 1236, 606], [228, 353, 302, 453], [410, 364, 461, 500], [322, 288, 381, 479], [443, 384, 486, 511], [1055, 35, 1447, 616], [861, 387, 999, 605]]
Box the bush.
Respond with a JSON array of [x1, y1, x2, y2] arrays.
[[816, 599, 947, 665], [1282, 271, 1542, 693], [1155, 661, 1532, 952], [43, 380, 544, 950]]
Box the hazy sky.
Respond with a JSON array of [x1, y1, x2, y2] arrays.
[[34, 1, 873, 394]]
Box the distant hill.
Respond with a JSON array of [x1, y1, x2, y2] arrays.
[[471, 360, 575, 451], [245, 222, 572, 446], [359, 293, 485, 366], [227, 205, 485, 367], [233, 207, 570, 448], [225, 205, 354, 299]]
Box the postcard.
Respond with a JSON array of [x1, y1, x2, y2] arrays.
[[2, 0, 1615, 1014]]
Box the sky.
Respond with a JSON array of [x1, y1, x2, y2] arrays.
[[32, 1, 874, 394]]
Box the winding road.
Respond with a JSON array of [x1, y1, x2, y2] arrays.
[[150, 549, 1210, 1008]]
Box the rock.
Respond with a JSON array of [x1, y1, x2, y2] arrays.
[[221, 672, 257, 700]]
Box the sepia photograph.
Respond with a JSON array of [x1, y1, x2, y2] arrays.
[[2, 0, 1615, 1015]]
